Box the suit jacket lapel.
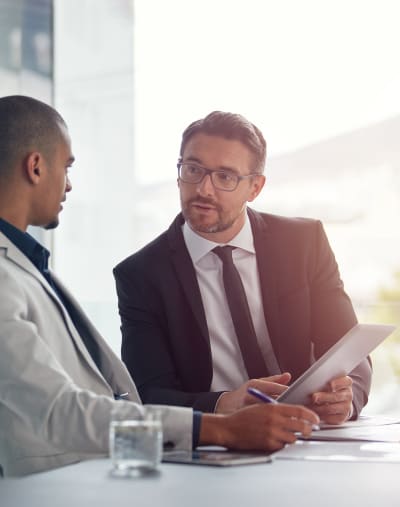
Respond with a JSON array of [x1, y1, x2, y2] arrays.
[[0, 233, 126, 393], [167, 214, 210, 344], [2, 239, 103, 373], [248, 208, 284, 368], [50, 273, 140, 401], [1, 234, 65, 311]]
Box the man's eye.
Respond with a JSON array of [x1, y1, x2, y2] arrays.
[[216, 171, 235, 182], [186, 164, 202, 174]]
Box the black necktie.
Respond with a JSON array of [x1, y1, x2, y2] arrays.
[[213, 246, 267, 378]]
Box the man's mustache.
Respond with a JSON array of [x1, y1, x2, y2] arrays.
[[187, 197, 222, 211]]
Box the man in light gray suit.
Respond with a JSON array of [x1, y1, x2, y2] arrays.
[[0, 95, 319, 477]]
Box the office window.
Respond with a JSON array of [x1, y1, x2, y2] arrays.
[[0, 0, 52, 101], [0, 0, 53, 245], [52, 0, 135, 346]]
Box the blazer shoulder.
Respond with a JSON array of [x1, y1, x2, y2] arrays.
[[114, 229, 169, 275], [250, 208, 322, 234], [113, 212, 186, 277]]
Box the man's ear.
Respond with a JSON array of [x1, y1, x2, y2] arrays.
[[25, 152, 42, 184], [247, 174, 266, 202]]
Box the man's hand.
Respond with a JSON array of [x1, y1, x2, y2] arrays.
[[200, 403, 320, 452], [309, 375, 353, 425], [215, 373, 292, 414]]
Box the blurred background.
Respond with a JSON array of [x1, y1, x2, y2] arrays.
[[1, 0, 399, 415]]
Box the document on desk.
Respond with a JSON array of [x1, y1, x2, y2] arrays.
[[302, 417, 400, 443], [275, 440, 400, 463], [318, 414, 400, 430]]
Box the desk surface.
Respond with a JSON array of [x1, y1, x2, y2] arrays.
[[1, 455, 398, 507]]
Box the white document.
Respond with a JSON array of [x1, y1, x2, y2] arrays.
[[278, 323, 395, 405], [275, 440, 400, 463], [319, 414, 400, 430], [304, 422, 400, 443]]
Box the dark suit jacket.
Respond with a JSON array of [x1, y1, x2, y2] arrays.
[[114, 208, 371, 415]]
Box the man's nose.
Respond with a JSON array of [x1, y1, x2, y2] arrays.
[[197, 173, 214, 196], [65, 175, 72, 193]]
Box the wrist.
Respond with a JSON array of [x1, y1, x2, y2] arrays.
[[199, 413, 227, 447], [214, 392, 230, 414]]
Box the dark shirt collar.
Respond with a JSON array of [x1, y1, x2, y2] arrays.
[[0, 218, 50, 273]]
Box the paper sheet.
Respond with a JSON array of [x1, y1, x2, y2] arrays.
[[275, 440, 400, 463]]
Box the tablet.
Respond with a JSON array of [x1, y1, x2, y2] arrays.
[[162, 449, 272, 466], [277, 323, 395, 405]]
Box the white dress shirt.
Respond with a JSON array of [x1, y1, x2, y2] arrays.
[[182, 213, 281, 392]]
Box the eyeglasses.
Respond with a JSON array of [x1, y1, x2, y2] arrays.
[[177, 162, 256, 192]]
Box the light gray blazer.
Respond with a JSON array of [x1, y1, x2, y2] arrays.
[[0, 232, 193, 477]]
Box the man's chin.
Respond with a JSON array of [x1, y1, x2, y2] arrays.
[[183, 208, 234, 235], [44, 219, 60, 230], [187, 217, 231, 235]]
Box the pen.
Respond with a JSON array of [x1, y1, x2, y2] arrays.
[[247, 387, 277, 404], [247, 387, 320, 430]]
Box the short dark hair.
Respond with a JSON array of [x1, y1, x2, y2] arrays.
[[0, 95, 67, 180], [179, 111, 267, 174]]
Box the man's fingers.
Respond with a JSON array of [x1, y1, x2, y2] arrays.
[[311, 399, 353, 425], [312, 387, 352, 405], [265, 407, 319, 448], [315, 401, 348, 416], [330, 375, 353, 392], [248, 374, 292, 397], [257, 372, 291, 384], [277, 404, 320, 426]]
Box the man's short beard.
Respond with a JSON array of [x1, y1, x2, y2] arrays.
[[182, 205, 236, 234], [185, 215, 235, 234]]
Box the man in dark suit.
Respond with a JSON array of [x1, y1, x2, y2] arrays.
[[114, 111, 372, 424]]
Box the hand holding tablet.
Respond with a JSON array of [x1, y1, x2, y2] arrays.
[[277, 323, 395, 406], [248, 323, 395, 424]]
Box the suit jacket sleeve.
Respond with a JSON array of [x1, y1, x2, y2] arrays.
[[307, 220, 371, 417]]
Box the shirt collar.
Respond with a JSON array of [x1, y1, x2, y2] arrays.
[[0, 218, 50, 273], [182, 211, 255, 264]]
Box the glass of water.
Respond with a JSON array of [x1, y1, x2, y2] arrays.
[[109, 404, 163, 475]]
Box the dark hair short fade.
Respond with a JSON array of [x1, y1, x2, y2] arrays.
[[179, 111, 267, 174], [0, 95, 66, 179]]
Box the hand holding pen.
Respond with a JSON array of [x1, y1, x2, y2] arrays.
[[247, 386, 320, 432], [247, 387, 279, 404], [215, 373, 292, 413]]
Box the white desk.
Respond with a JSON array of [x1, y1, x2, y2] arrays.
[[1, 455, 398, 507]]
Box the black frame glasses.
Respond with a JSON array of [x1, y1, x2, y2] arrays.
[[177, 162, 257, 192]]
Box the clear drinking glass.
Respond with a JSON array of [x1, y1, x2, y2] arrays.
[[109, 404, 163, 475]]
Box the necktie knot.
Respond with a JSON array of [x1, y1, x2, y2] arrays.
[[212, 245, 235, 263]]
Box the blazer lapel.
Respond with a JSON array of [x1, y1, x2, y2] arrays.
[[1, 234, 111, 387], [1, 235, 64, 309], [167, 214, 210, 344], [50, 273, 140, 401], [248, 209, 284, 368]]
